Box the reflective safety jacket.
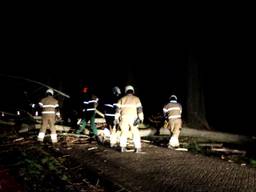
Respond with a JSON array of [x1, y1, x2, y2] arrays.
[[82, 93, 98, 113], [39, 95, 59, 115], [104, 95, 120, 117], [115, 93, 144, 121], [163, 101, 182, 120]]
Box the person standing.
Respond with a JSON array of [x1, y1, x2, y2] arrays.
[[103, 86, 122, 147], [115, 85, 144, 153], [37, 88, 60, 143], [163, 95, 182, 149], [76, 85, 99, 139]]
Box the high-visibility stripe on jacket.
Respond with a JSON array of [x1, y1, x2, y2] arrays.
[[39, 95, 59, 115], [163, 101, 182, 119], [104, 95, 120, 117], [82, 94, 98, 112], [115, 93, 144, 121]]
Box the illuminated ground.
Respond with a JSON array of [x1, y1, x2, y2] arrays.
[[1, 125, 256, 192]]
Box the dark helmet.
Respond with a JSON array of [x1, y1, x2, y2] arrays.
[[112, 86, 121, 96]]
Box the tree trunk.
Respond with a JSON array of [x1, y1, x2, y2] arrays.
[[187, 55, 210, 130]]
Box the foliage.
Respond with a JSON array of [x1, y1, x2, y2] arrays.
[[0, 145, 73, 192]]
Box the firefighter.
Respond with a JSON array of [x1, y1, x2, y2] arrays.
[[76, 85, 99, 139], [103, 86, 122, 147], [115, 85, 144, 153], [37, 88, 60, 143], [163, 95, 182, 149]]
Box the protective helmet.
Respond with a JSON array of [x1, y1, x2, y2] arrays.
[[169, 95, 177, 101], [82, 85, 89, 93], [46, 88, 54, 95], [125, 85, 134, 93], [112, 86, 121, 96]]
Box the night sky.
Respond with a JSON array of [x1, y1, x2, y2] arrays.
[[1, 14, 255, 135]]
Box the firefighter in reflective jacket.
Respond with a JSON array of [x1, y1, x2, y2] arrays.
[[115, 85, 144, 153], [76, 85, 98, 137], [103, 86, 122, 147], [37, 89, 60, 143], [163, 95, 182, 148]]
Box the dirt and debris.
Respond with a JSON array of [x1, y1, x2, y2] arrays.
[[0, 122, 106, 192], [1, 119, 256, 192]]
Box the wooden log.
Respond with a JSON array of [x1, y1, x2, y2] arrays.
[[159, 127, 252, 144], [211, 147, 246, 155], [198, 143, 223, 147]]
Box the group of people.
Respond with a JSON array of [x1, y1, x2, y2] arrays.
[[36, 85, 183, 152]]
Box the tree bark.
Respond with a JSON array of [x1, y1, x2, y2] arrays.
[[187, 55, 210, 130]]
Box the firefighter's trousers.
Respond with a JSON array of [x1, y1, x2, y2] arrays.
[[119, 117, 141, 149], [168, 118, 182, 147], [38, 114, 57, 143]]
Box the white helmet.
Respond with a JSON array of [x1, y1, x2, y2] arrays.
[[169, 95, 177, 101], [125, 85, 134, 93], [46, 88, 54, 95]]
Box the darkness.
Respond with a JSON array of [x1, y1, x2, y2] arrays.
[[1, 12, 255, 135]]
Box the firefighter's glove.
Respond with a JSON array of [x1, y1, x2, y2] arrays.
[[138, 113, 144, 124], [163, 120, 168, 128], [133, 117, 142, 126], [163, 113, 168, 120], [56, 112, 61, 120]]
